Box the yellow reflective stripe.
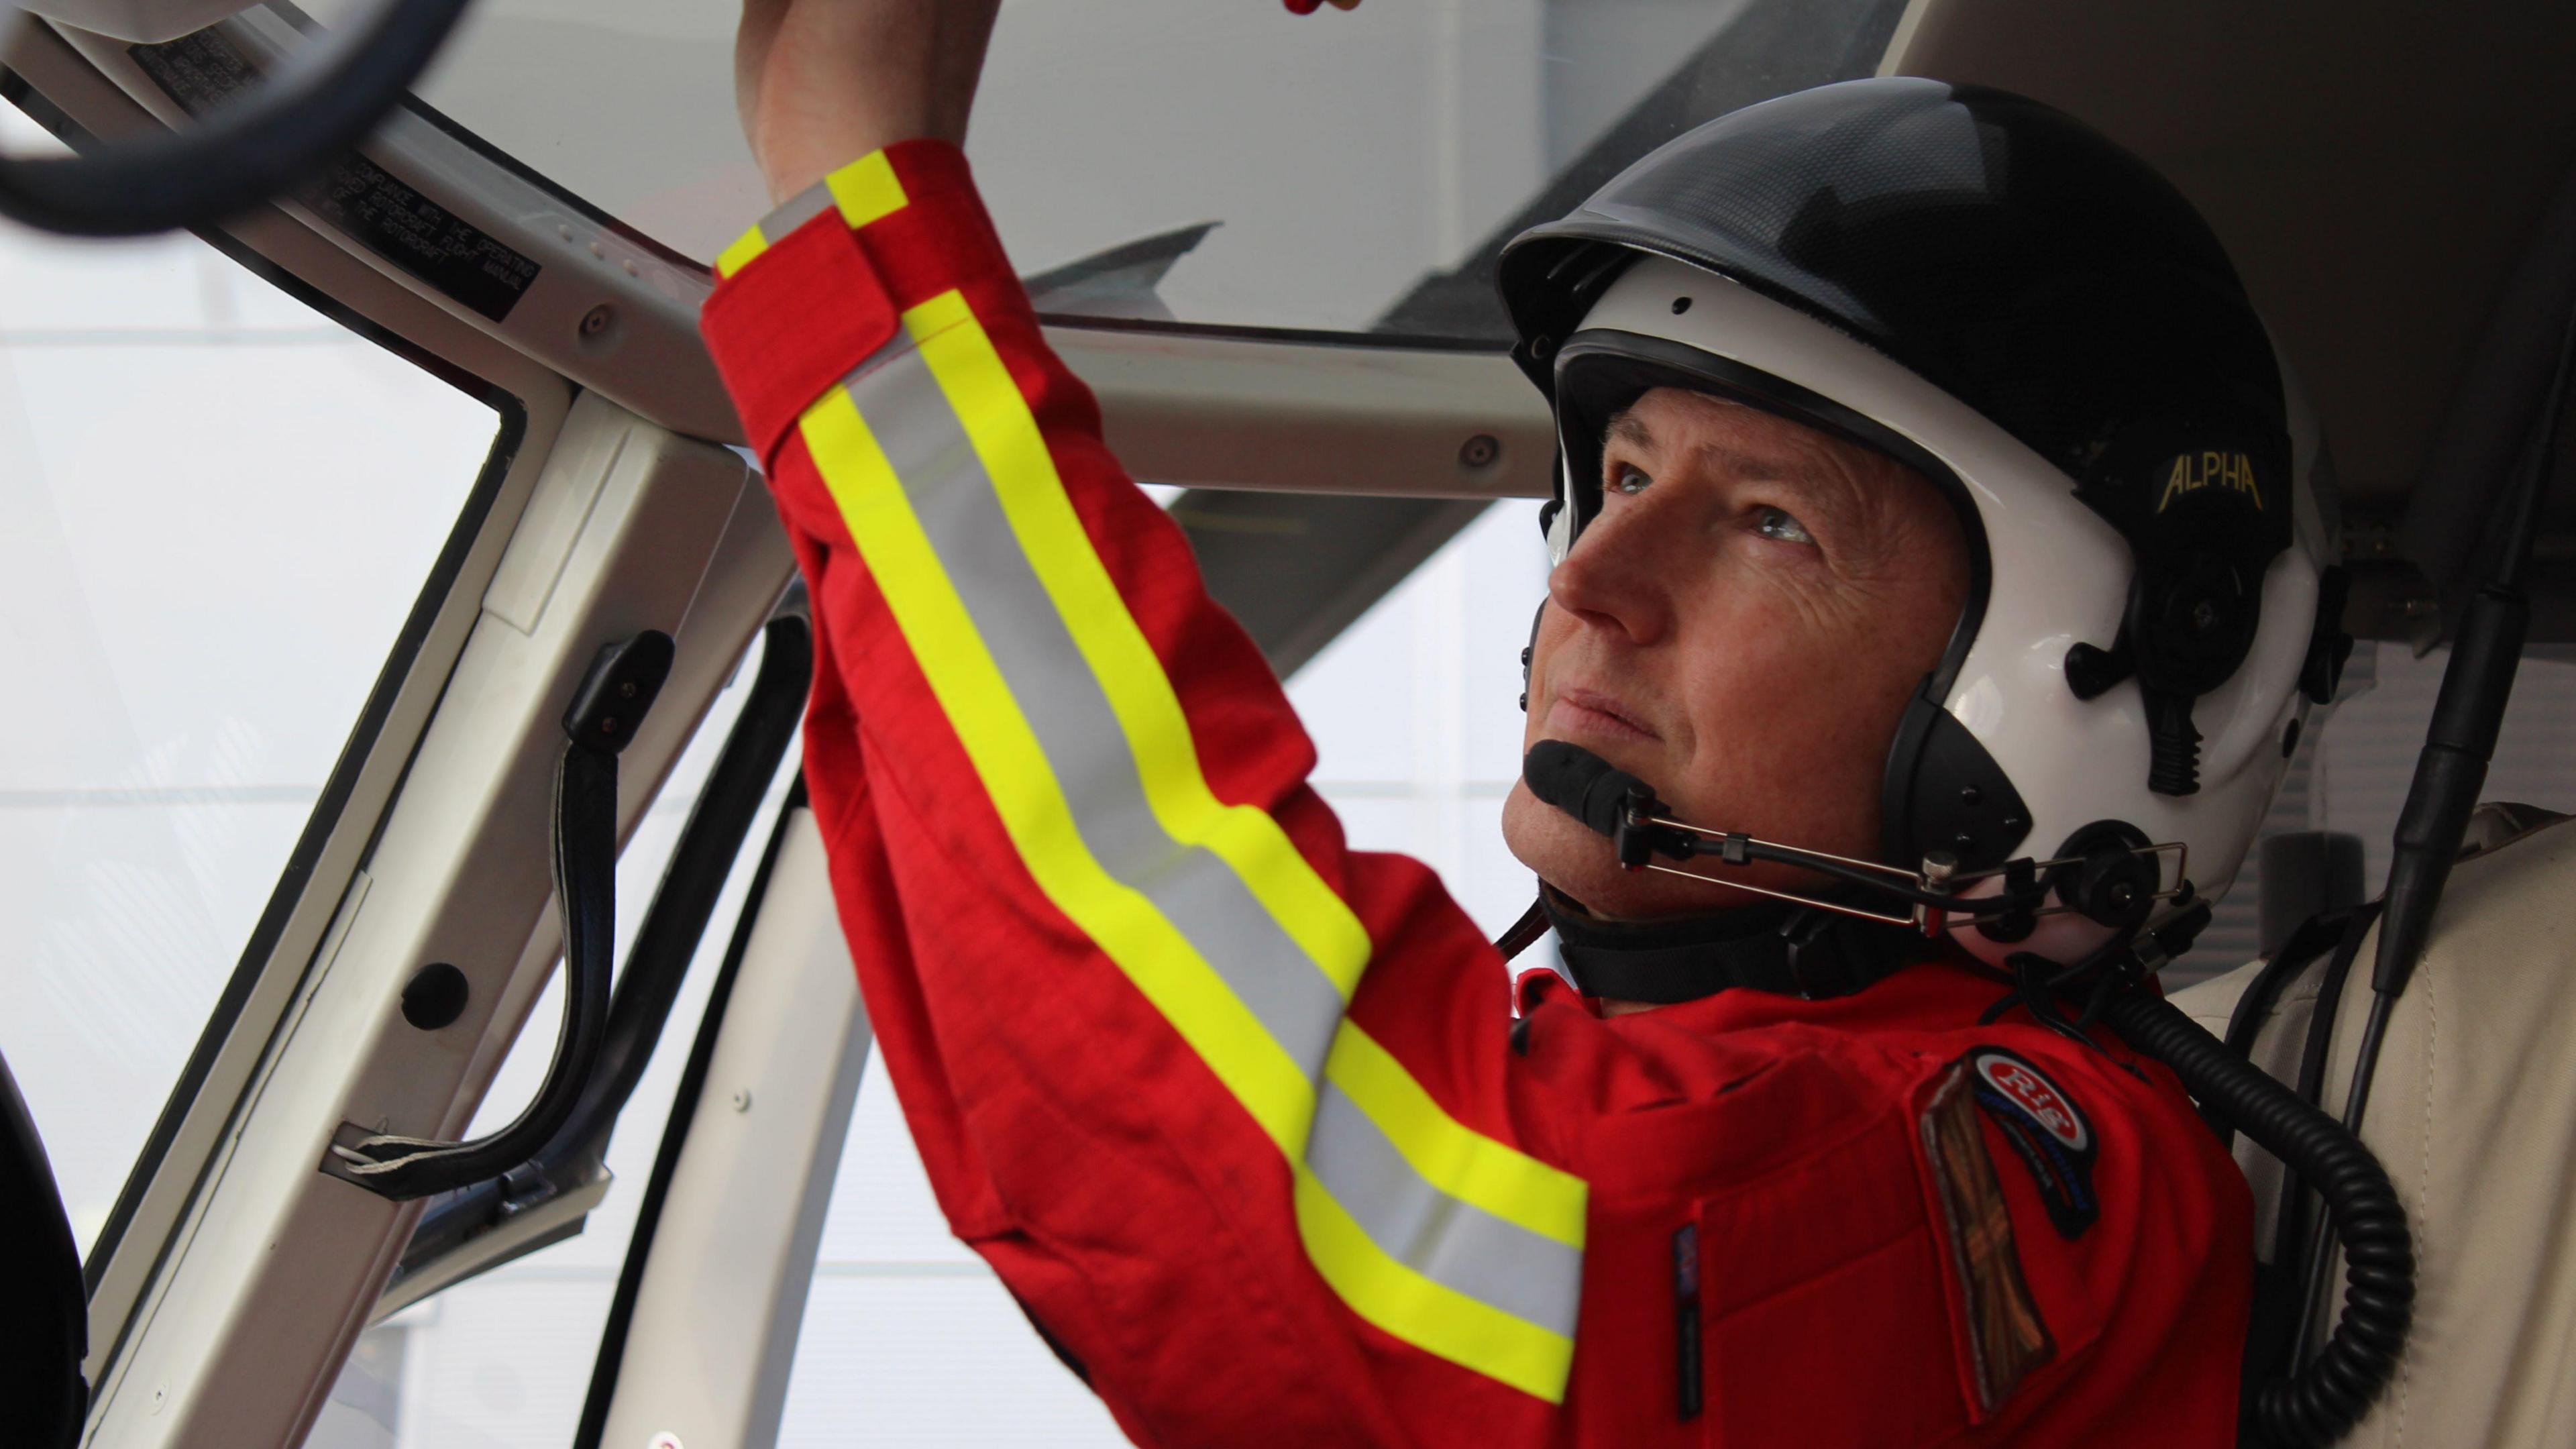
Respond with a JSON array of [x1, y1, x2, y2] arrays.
[[900, 290, 1375, 1001], [713, 225, 767, 280], [810, 292, 1587, 1403], [797, 387, 1316, 1156], [1325, 1023, 1589, 1251], [714, 150, 909, 281], [1295, 1168, 1575, 1404], [823, 149, 910, 229]]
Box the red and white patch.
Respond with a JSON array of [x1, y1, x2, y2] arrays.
[[1974, 1053, 2089, 1152]]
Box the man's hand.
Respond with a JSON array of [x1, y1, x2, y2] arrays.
[[735, 0, 1004, 204], [737, 1, 1364, 204]]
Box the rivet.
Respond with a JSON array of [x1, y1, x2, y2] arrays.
[[731, 1089, 753, 1113], [1959, 785, 1982, 808]]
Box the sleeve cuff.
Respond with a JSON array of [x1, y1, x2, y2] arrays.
[[712, 148, 912, 281], [700, 140, 1016, 466]]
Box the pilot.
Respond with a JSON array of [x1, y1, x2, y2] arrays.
[[700, 1, 2343, 1442]]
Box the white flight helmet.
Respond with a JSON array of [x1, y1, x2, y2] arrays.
[[1498, 78, 2349, 967]]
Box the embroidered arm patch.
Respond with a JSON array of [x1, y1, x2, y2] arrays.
[[1921, 1061, 2056, 1416], [1967, 1046, 2100, 1240]]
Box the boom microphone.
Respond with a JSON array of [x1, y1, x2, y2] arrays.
[[1521, 739, 1646, 839], [1519, 741, 2177, 931]]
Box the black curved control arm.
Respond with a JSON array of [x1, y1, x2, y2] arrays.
[[323, 630, 672, 1203]]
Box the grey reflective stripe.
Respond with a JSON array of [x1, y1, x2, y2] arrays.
[[858, 345, 1344, 1077], [839, 333, 1585, 1340], [757, 181, 838, 243], [1309, 1080, 1584, 1337]]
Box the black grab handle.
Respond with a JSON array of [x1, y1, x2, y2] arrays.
[[326, 631, 672, 1202]]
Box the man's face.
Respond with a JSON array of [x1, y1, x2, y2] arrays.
[[1502, 386, 1971, 919]]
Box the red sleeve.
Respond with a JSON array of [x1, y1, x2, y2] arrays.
[[698, 144, 2247, 1449], [702, 142, 1585, 1446]]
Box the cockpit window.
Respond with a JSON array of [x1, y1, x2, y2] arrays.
[[295, 0, 1909, 338], [0, 105, 506, 1257]]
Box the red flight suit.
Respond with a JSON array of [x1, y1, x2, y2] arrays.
[[697, 140, 2252, 1448]]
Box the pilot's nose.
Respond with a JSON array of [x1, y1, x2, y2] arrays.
[[1546, 495, 1680, 649]]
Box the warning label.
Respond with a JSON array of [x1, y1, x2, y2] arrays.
[[129, 26, 541, 322]]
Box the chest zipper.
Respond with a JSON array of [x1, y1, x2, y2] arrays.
[[1673, 1222, 1703, 1421]]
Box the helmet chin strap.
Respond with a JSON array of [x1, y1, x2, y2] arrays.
[[1529, 882, 1929, 1004]]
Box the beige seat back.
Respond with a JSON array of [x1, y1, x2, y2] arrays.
[[2170, 812, 2576, 1449]]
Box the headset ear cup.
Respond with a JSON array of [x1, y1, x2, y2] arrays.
[[1880, 684, 2032, 873], [1519, 599, 1546, 712]]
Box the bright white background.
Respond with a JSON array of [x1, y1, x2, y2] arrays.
[[0, 103, 498, 1258]]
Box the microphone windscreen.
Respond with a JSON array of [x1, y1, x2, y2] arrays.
[[1522, 740, 1646, 838]]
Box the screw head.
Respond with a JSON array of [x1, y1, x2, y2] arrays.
[[731, 1089, 753, 1113], [1458, 434, 1501, 470], [579, 303, 613, 337]]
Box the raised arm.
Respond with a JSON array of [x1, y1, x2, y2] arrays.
[[701, 7, 1595, 1443]]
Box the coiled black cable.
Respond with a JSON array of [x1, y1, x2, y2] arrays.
[[2103, 989, 2414, 1446]]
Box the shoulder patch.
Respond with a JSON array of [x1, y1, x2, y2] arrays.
[[1967, 1046, 2099, 1240], [1921, 1062, 2055, 1417]]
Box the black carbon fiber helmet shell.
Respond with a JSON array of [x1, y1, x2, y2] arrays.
[[1498, 76, 2290, 551]]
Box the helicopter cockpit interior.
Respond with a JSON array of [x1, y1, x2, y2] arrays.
[[7, 2, 2576, 1446]]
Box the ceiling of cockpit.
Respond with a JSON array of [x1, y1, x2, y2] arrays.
[[297, 0, 1907, 342], [272, 0, 2576, 639], [282, 0, 1913, 671]]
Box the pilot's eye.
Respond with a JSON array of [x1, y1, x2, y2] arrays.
[[1610, 464, 1652, 496], [1753, 505, 1815, 545]]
